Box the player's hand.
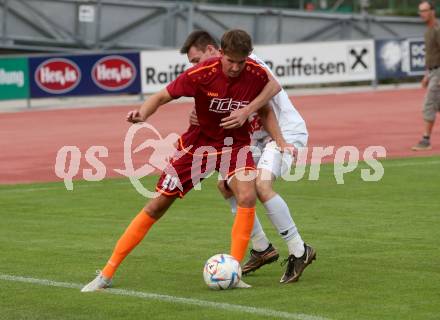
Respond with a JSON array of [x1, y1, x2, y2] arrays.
[[422, 75, 429, 88], [220, 108, 249, 129], [278, 142, 297, 157], [126, 110, 144, 123], [189, 108, 200, 126]]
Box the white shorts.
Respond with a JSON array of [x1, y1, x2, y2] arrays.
[[251, 133, 308, 178]]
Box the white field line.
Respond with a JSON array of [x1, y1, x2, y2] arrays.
[[1, 159, 439, 194], [0, 274, 329, 320]]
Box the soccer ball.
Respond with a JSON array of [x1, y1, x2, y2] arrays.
[[203, 253, 242, 290]]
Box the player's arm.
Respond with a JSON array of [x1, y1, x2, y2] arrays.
[[189, 107, 200, 125], [258, 104, 295, 155], [422, 68, 429, 88], [220, 72, 281, 129], [127, 88, 173, 123], [245, 72, 281, 114]]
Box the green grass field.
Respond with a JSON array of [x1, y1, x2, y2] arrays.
[[0, 156, 439, 320]]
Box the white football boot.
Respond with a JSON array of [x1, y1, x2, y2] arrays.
[[81, 271, 112, 292], [235, 279, 252, 288]]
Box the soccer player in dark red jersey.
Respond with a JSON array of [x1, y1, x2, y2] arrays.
[[81, 29, 282, 291], [183, 30, 315, 284]]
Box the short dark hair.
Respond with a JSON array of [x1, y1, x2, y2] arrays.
[[220, 29, 253, 57], [180, 30, 219, 54], [421, 0, 435, 10]]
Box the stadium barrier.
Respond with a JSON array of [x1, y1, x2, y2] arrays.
[[0, 38, 427, 105]]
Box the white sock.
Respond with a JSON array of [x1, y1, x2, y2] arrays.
[[263, 194, 304, 257], [227, 196, 237, 214], [227, 196, 270, 252], [287, 234, 305, 258], [250, 218, 270, 252]]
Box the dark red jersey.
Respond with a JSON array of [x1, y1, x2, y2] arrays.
[[166, 56, 268, 149]]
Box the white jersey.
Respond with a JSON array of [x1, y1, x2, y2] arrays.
[[248, 53, 308, 141]]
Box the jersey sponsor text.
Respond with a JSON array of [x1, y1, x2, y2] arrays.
[[208, 98, 249, 114]]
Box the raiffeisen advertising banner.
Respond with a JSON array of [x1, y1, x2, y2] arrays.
[[253, 40, 376, 85], [141, 50, 189, 93], [140, 40, 375, 93], [29, 53, 140, 98], [0, 57, 29, 100]]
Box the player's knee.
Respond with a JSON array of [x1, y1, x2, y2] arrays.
[[144, 196, 173, 219], [256, 178, 275, 203], [235, 189, 256, 208], [217, 180, 231, 199], [217, 180, 224, 192], [218, 179, 236, 200], [144, 202, 162, 219]]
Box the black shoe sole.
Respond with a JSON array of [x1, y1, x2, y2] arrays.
[[242, 254, 280, 275]]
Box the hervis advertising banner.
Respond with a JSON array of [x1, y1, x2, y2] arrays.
[[0, 57, 29, 100], [140, 39, 376, 93], [29, 53, 140, 98]]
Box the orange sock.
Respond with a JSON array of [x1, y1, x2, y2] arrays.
[[102, 209, 156, 278], [230, 206, 255, 262]]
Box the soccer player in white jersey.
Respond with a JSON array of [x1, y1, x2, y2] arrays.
[[181, 30, 316, 283]]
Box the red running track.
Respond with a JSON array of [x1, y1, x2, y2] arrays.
[[0, 88, 439, 184]]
